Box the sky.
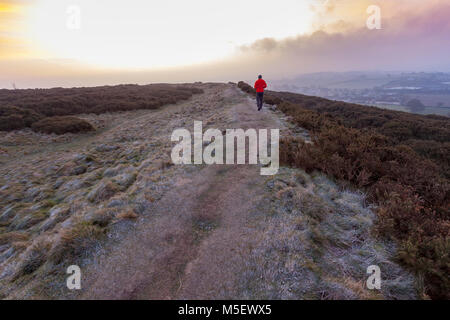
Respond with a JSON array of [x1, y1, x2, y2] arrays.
[[1, 0, 450, 88]]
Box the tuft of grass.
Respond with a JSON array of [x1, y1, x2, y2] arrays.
[[87, 180, 120, 203], [42, 199, 58, 209], [14, 241, 50, 279], [87, 208, 114, 227], [0, 231, 30, 245], [300, 193, 330, 223], [117, 209, 138, 220], [49, 220, 106, 264]]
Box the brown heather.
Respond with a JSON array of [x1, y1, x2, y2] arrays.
[[239, 81, 449, 299], [0, 84, 204, 134]]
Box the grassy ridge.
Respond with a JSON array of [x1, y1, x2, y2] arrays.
[[238, 81, 449, 299]]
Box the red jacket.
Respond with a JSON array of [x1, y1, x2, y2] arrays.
[[254, 79, 267, 93]]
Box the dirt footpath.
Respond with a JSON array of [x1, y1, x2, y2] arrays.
[[80, 86, 285, 299]]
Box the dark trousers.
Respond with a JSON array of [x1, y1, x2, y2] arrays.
[[256, 92, 264, 110]]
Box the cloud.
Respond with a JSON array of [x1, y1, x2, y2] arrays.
[[232, 0, 450, 75]]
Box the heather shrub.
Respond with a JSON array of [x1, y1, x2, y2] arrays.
[[237, 81, 255, 95], [263, 95, 282, 106], [279, 120, 449, 298], [0, 114, 25, 131], [377, 191, 449, 299], [0, 106, 44, 131], [278, 102, 337, 132], [31, 116, 95, 134], [0, 84, 204, 132], [239, 81, 450, 299], [267, 89, 450, 143], [406, 139, 450, 178]]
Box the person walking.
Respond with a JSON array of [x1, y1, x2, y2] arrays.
[[254, 75, 267, 111]]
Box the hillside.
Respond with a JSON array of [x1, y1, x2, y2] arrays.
[[238, 81, 449, 299], [0, 83, 442, 299]]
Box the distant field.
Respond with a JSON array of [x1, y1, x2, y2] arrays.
[[373, 93, 450, 116], [373, 103, 450, 117], [404, 93, 450, 108], [288, 72, 396, 89], [321, 77, 391, 89]]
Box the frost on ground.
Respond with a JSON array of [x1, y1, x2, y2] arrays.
[[0, 83, 234, 298], [0, 83, 417, 299], [238, 168, 417, 299]]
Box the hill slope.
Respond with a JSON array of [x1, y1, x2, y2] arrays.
[[0, 83, 417, 299]]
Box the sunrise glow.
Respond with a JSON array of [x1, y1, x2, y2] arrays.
[[23, 0, 315, 69]]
